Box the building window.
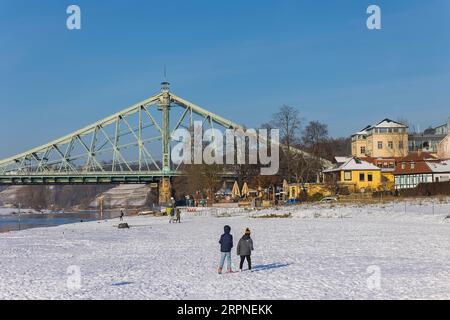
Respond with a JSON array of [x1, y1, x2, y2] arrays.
[[388, 141, 393, 149], [368, 173, 373, 182], [401, 162, 406, 170], [410, 162, 415, 169], [399, 141, 404, 150], [378, 141, 383, 149], [359, 173, 365, 181], [344, 171, 352, 181], [360, 146, 366, 154]]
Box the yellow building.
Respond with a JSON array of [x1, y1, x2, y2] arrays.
[[437, 134, 450, 159], [351, 119, 408, 158], [323, 157, 382, 193], [381, 171, 395, 191], [288, 183, 332, 200], [351, 126, 370, 157], [360, 157, 396, 191]]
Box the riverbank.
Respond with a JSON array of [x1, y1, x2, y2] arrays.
[[0, 210, 120, 233]]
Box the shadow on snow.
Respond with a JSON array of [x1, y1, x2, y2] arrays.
[[251, 263, 291, 272], [112, 281, 134, 286]]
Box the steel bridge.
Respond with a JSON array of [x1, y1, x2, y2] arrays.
[[0, 82, 328, 203]]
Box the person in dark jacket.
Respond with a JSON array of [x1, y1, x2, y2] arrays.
[[119, 209, 125, 221], [169, 197, 177, 223], [237, 228, 254, 271], [218, 225, 233, 274]]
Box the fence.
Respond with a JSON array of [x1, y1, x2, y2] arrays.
[[177, 195, 450, 219], [181, 206, 252, 217]]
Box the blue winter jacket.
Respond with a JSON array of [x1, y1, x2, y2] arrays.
[[219, 225, 233, 253]]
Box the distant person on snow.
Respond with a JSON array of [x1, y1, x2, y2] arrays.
[[218, 225, 233, 274], [237, 227, 254, 271], [176, 208, 181, 223], [169, 208, 175, 223], [169, 197, 176, 223], [119, 209, 125, 221]]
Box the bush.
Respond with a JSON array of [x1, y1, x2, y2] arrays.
[[297, 189, 308, 202], [398, 182, 450, 197], [309, 192, 324, 202], [337, 187, 350, 196], [417, 182, 450, 196]]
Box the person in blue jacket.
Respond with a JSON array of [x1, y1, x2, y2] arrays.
[[218, 225, 233, 274]]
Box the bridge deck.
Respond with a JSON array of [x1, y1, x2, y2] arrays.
[[0, 172, 181, 185], [0, 171, 238, 185]]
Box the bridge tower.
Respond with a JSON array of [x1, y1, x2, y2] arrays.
[[158, 81, 172, 205]]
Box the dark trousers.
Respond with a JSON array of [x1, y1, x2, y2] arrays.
[[239, 255, 251, 270]]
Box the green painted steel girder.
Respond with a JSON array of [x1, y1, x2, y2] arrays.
[[0, 171, 184, 185], [0, 84, 331, 185]]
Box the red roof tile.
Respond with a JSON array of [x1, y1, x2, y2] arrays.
[[361, 152, 438, 175]]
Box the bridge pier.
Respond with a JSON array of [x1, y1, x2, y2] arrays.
[[158, 177, 172, 205]]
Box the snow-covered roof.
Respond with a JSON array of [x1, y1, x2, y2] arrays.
[[372, 118, 408, 128], [324, 157, 380, 173], [352, 125, 371, 136], [334, 157, 351, 164], [426, 161, 450, 173], [352, 119, 407, 136]]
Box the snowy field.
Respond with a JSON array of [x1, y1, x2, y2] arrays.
[[0, 201, 449, 300]]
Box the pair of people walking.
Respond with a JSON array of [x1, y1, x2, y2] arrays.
[[218, 225, 254, 274]]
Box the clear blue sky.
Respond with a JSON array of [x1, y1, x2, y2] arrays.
[[0, 0, 449, 158]]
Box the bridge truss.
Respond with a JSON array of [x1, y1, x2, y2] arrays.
[[0, 83, 327, 190], [0, 83, 245, 185]]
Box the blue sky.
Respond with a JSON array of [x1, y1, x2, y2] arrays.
[[0, 0, 449, 158]]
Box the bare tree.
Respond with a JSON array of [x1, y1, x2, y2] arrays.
[[322, 137, 352, 160], [296, 121, 330, 183], [302, 121, 329, 157], [270, 105, 302, 181], [173, 163, 223, 206], [396, 117, 415, 133], [292, 152, 310, 184]]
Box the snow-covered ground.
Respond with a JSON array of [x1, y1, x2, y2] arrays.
[[0, 202, 449, 300]]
